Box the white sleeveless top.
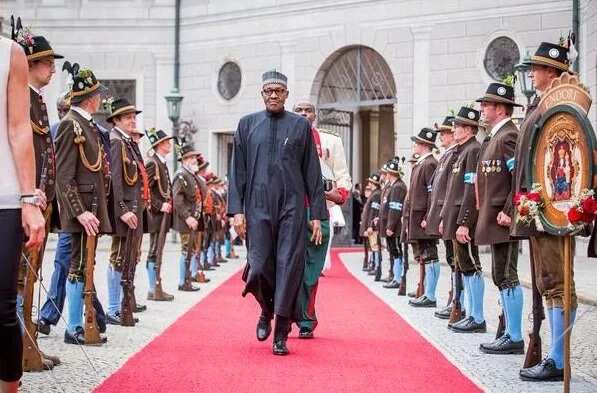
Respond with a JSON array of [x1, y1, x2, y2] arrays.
[[0, 37, 20, 209]]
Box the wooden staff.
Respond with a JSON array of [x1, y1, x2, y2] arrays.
[[153, 211, 171, 300], [563, 235, 572, 393], [84, 197, 102, 345]]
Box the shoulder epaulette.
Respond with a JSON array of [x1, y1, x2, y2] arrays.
[[318, 128, 340, 138]]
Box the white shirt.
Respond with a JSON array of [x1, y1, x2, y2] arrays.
[[489, 117, 512, 138], [114, 126, 131, 141], [156, 153, 167, 164], [71, 105, 93, 121], [29, 84, 43, 96]]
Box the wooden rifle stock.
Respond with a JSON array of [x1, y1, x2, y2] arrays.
[[496, 312, 506, 340], [398, 242, 409, 296], [120, 202, 139, 327], [524, 249, 544, 368], [449, 269, 463, 324], [415, 258, 425, 298], [84, 198, 102, 345], [153, 211, 171, 299], [183, 228, 196, 289]]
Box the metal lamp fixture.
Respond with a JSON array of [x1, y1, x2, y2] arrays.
[[165, 87, 184, 124], [514, 53, 536, 106]]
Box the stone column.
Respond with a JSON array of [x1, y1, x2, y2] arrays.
[[411, 25, 433, 134]]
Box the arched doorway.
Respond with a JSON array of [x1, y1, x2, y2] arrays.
[[312, 45, 397, 245]]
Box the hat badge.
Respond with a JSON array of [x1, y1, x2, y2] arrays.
[[549, 48, 560, 59], [497, 86, 507, 96], [426, 131, 433, 138], [467, 111, 476, 119]]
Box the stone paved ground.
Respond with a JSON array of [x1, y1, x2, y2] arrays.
[[340, 249, 597, 393], [20, 234, 244, 393]]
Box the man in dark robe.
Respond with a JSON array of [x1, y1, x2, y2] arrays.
[[228, 70, 327, 356]]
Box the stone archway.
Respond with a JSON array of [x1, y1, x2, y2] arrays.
[[311, 45, 397, 245]]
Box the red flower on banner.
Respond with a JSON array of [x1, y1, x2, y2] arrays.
[[527, 192, 542, 203], [581, 197, 597, 215], [568, 207, 584, 224], [567, 189, 597, 228]]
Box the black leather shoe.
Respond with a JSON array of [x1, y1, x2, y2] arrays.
[[134, 304, 147, 313], [203, 265, 215, 271], [450, 318, 487, 333], [374, 268, 382, 282], [409, 296, 437, 308], [448, 315, 471, 329], [520, 358, 563, 381], [107, 313, 121, 325], [64, 327, 107, 345], [298, 327, 314, 339], [407, 291, 417, 298], [256, 313, 273, 342], [178, 284, 200, 292], [37, 319, 51, 335], [383, 281, 400, 289], [381, 275, 394, 283], [273, 339, 289, 356], [434, 306, 452, 319], [367, 269, 376, 276], [480, 334, 524, 355]]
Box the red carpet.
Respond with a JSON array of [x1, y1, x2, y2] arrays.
[[95, 248, 482, 393]]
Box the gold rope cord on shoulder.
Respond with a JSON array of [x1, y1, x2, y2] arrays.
[[154, 158, 170, 199], [73, 120, 102, 173], [121, 142, 138, 186], [31, 121, 49, 135]]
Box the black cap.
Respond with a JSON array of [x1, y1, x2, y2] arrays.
[[410, 128, 437, 147], [476, 83, 522, 107], [106, 98, 141, 123], [367, 172, 381, 186], [522, 42, 569, 72], [63, 62, 108, 104], [454, 106, 481, 127]]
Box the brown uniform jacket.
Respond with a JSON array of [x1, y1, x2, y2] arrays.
[[475, 119, 518, 245], [511, 97, 542, 238], [378, 182, 391, 236], [384, 178, 407, 236], [172, 167, 203, 233], [30, 88, 57, 202], [440, 137, 480, 240], [361, 188, 381, 232], [110, 129, 146, 237], [400, 196, 410, 243], [426, 145, 458, 237], [407, 153, 437, 240], [54, 109, 112, 234], [145, 155, 172, 233]]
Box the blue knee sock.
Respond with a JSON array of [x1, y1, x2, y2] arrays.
[[225, 239, 231, 255], [375, 252, 381, 270], [393, 257, 403, 281], [550, 307, 577, 369], [65, 280, 84, 334], [424, 261, 440, 301], [190, 255, 198, 276], [503, 286, 524, 341], [458, 273, 465, 309], [146, 261, 157, 293], [547, 307, 554, 347], [470, 273, 485, 323], [179, 255, 187, 286], [106, 266, 122, 316], [207, 244, 215, 264], [463, 275, 472, 316]]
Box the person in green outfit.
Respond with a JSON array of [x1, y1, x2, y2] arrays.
[[293, 98, 352, 338]]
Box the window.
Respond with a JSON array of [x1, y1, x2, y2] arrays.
[[217, 62, 242, 100], [484, 36, 520, 82]]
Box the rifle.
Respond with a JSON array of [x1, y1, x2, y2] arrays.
[[415, 257, 425, 298], [449, 269, 463, 324], [182, 228, 196, 290], [153, 210, 171, 300], [22, 153, 50, 370], [398, 242, 409, 296], [496, 311, 506, 340], [120, 201, 138, 327], [84, 197, 102, 345], [524, 246, 544, 368]]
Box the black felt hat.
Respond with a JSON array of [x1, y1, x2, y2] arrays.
[[145, 128, 173, 148], [62, 62, 108, 104], [11, 16, 64, 61], [437, 115, 455, 132], [367, 172, 381, 186], [176, 141, 201, 162], [385, 159, 403, 176], [454, 106, 481, 127], [522, 42, 570, 72], [105, 98, 141, 123], [476, 83, 522, 107], [410, 128, 437, 147]]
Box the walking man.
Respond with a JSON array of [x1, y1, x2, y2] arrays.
[[228, 70, 327, 355]]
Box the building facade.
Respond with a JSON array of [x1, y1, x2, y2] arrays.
[[2, 0, 596, 235]]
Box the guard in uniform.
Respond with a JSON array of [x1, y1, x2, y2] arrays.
[[360, 185, 373, 271], [401, 153, 420, 297], [475, 83, 524, 354], [363, 172, 383, 276], [375, 162, 391, 281], [441, 106, 486, 333], [407, 129, 440, 308], [55, 64, 111, 345], [515, 42, 577, 381], [381, 159, 408, 289], [426, 116, 460, 319], [12, 22, 63, 369], [172, 143, 204, 292], [145, 128, 176, 300], [105, 98, 147, 325]]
